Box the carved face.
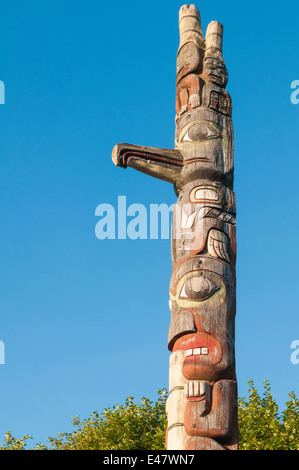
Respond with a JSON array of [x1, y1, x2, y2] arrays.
[[168, 256, 236, 381], [174, 107, 233, 190], [203, 57, 228, 88]]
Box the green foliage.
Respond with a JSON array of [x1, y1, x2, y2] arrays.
[[46, 389, 168, 450], [0, 430, 33, 450], [238, 380, 299, 450], [1, 382, 299, 450]]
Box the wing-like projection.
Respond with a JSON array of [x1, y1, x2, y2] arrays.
[[207, 229, 230, 263]]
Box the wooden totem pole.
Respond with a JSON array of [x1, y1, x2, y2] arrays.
[[112, 4, 238, 450]]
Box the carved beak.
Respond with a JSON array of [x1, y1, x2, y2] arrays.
[[112, 143, 183, 185]]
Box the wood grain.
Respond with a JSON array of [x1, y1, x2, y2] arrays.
[[111, 4, 238, 450]]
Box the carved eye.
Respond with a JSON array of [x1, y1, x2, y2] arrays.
[[180, 274, 219, 301], [182, 124, 219, 143]]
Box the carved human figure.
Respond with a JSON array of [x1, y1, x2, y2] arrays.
[[112, 4, 238, 450]]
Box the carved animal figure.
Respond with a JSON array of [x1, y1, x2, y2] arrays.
[[112, 4, 238, 450]]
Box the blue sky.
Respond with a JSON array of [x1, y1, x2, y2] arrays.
[[0, 0, 298, 446]]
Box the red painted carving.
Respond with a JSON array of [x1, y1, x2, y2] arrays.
[[112, 4, 238, 450]]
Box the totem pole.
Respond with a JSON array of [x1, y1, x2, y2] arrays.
[[112, 5, 238, 450]]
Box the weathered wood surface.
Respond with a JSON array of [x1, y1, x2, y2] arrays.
[[112, 4, 238, 450]]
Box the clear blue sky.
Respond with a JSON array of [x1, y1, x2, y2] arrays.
[[0, 0, 298, 446]]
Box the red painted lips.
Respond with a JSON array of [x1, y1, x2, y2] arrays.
[[173, 332, 222, 380]]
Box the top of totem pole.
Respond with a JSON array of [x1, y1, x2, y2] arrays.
[[112, 3, 232, 191], [178, 4, 204, 53], [111, 5, 238, 451]]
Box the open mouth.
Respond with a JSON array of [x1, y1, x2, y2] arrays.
[[185, 380, 211, 404], [173, 332, 218, 354], [185, 347, 209, 357], [172, 332, 222, 370]]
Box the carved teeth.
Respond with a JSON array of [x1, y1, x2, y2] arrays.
[[185, 381, 208, 398], [185, 347, 209, 357], [194, 381, 200, 396]]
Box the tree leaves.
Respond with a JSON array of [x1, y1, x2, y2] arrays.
[[1, 383, 299, 450], [238, 380, 299, 450]]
